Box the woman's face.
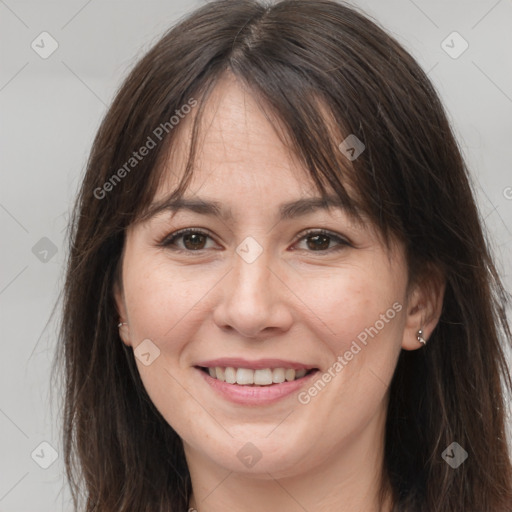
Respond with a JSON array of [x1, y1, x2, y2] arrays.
[[115, 74, 426, 479]]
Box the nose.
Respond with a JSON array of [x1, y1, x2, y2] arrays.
[[212, 247, 294, 339]]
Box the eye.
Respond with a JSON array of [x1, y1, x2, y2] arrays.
[[293, 229, 352, 252], [159, 228, 217, 252], [159, 228, 352, 254]]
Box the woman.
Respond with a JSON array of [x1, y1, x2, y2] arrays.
[[57, 0, 512, 510]]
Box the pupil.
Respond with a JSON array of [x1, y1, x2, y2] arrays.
[[307, 234, 329, 250], [184, 233, 205, 250]]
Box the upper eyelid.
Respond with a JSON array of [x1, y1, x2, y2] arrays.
[[160, 227, 215, 245]]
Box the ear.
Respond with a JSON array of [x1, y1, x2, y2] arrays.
[[113, 280, 132, 347], [402, 268, 445, 351]]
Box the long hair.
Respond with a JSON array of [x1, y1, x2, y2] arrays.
[[56, 0, 512, 510]]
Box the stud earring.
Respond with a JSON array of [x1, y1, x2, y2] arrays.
[[417, 329, 426, 345], [118, 321, 128, 328]]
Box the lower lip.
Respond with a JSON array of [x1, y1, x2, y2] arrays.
[[196, 367, 320, 406]]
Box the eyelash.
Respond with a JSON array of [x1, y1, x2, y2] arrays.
[[158, 228, 352, 254]]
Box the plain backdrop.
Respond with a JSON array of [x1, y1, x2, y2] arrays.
[[1, 0, 511, 510]]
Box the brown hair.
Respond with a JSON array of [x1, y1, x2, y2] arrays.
[[56, 0, 512, 510]]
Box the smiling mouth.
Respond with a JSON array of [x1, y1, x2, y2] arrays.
[[196, 366, 319, 386]]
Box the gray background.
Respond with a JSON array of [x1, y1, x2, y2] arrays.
[[1, 0, 511, 510]]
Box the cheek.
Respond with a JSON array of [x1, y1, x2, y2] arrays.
[[290, 267, 406, 445], [122, 252, 221, 343], [292, 262, 406, 358], [121, 252, 215, 433]]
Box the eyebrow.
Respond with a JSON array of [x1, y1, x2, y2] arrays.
[[142, 194, 359, 223]]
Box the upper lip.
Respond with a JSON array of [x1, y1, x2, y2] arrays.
[[195, 357, 318, 371]]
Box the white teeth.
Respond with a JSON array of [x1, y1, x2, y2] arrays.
[[272, 368, 285, 383], [236, 368, 254, 385], [254, 368, 273, 385], [205, 366, 312, 385], [224, 367, 236, 384], [215, 367, 225, 381], [285, 368, 296, 382]]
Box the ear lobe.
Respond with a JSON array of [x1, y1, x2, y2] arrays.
[[113, 281, 132, 347], [402, 271, 445, 351]]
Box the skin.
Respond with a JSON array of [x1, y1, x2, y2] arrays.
[[115, 72, 444, 512]]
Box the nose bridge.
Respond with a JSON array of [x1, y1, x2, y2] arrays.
[[230, 242, 274, 309], [213, 239, 292, 337]]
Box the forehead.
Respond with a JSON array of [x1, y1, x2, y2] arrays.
[[154, 73, 318, 202]]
